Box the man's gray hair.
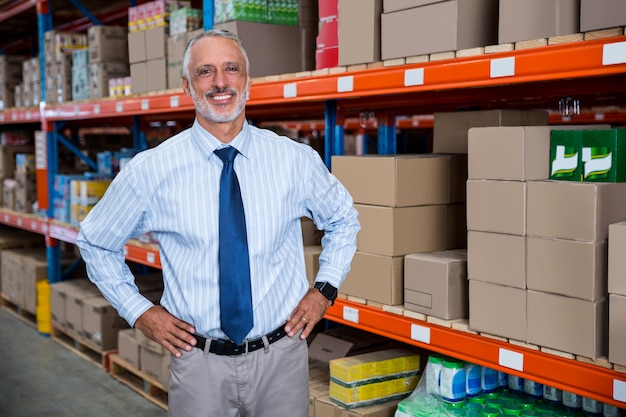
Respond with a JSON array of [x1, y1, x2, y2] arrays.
[[182, 29, 250, 79]]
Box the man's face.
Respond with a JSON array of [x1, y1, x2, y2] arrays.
[[184, 36, 250, 124]]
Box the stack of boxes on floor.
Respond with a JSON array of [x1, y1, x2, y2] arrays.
[[0, 131, 35, 213]]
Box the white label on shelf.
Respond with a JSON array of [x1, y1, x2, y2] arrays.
[[603, 41, 626, 66], [498, 348, 524, 372], [94, 104, 100, 115], [116, 102, 124, 113], [595, 113, 605, 121], [30, 221, 37, 230], [170, 96, 180, 108], [12, 112, 17, 121], [283, 83, 297, 98], [490, 57, 516, 78], [337, 76, 354, 93], [26, 111, 31, 120], [410, 324, 431, 344], [343, 306, 359, 323], [17, 218, 22, 226], [73, 105, 79, 116], [0, 113, 4, 122], [404, 68, 425, 86], [41, 223, 48, 233], [3, 214, 8, 222], [141, 99, 150, 111], [147, 252, 156, 264], [614, 379, 626, 402]]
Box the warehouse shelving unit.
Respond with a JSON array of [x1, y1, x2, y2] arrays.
[[1, 0, 626, 410]]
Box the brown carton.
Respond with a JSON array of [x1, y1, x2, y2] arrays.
[[341, 251, 404, 305], [499, 0, 580, 44], [609, 294, 626, 366], [467, 231, 526, 289], [338, 0, 382, 66], [469, 280, 527, 341], [466, 180, 526, 236], [609, 221, 626, 296]]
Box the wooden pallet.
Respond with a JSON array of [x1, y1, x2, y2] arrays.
[[1, 295, 36, 328], [51, 325, 115, 371], [108, 353, 168, 411]]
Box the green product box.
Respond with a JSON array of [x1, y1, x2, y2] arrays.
[[550, 130, 583, 181], [581, 128, 626, 182]]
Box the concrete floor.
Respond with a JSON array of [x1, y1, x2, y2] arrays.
[[0, 308, 167, 417]]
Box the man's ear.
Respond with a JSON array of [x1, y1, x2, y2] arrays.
[[182, 77, 191, 96]]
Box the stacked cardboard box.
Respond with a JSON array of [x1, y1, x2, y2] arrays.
[[498, 0, 580, 44], [338, 0, 382, 66], [44, 30, 88, 104], [580, 0, 626, 32], [13, 152, 36, 213], [467, 124, 623, 359], [0, 143, 35, 210], [608, 222, 626, 367], [68, 178, 112, 227], [0, 55, 27, 109], [332, 154, 466, 306], [87, 26, 130, 99], [0, 226, 45, 295]]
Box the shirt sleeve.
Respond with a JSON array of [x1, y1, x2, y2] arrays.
[[75, 162, 154, 327], [304, 146, 360, 289]]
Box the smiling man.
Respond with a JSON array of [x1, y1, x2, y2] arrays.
[[76, 30, 360, 417]]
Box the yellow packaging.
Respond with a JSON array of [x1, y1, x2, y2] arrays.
[[70, 179, 111, 206], [329, 375, 419, 408], [329, 348, 420, 385]]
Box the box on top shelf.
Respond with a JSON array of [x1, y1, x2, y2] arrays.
[[434, 110, 549, 154], [213, 20, 301, 77], [87, 25, 129, 63], [466, 179, 526, 236], [0, 55, 27, 84], [580, 0, 626, 32], [381, 0, 498, 61], [341, 251, 404, 305], [609, 221, 626, 297], [383, 0, 446, 13], [527, 180, 626, 242], [90, 62, 130, 99], [169, 7, 203, 36], [498, 0, 580, 44], [44, 30, 88, 64], [214, 0, 299, 26], [338, 0, 382, 66], [318, 0, 338, 20], [468, 231, 526, 289]]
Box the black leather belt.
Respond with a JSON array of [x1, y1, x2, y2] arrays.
[[193, 325, 287, 356]]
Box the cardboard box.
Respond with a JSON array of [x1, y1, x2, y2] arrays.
[[467, 231, 526, 289], [0, 55, 27, 84], [434, 110, 549, 154], [355, 204, 447, 256], [64, 281, 102, 340], [0, 145, 35, 179], [82, 296, 130, 351], [304, 245, 322, 286], [341, 251, 404, 305], [214, 21, 301, 77], [469, 280, 526, 341], [49, 278, 98, 331], [526, 181, 626, 242], [338, 0, 382, 66], [609, 294, 626, 366], [498, 0, 580, 44], [527, 290, 607, 360], [309, 332, 355, 364], [383, 0, 446, 13], [137, 330, 170, 387], [302, 217, 323, 246], [90, 62, 129, 99], [128, 30, 146, 63], [466, 180, 526, 236], [404, 249, 468, 320], [118, 328, 141, 369], [145, 26, 168, 60], [609, 221, 626, 296], [381, 0, 498, 60], [527, 237, 607, 301], [331, 154, 451, 207], [130, 61, 148, 95], [580, 0, 626, 32], [88, 25, 129, 63], [146, 58, 167, 92]]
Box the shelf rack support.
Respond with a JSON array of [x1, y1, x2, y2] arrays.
[[37, 0, 52, 103], [64, 0, 103, 26], [377, 110, 396, 155], [323, 100, 345, 168], [133, 116, 146, 150], [203, 0, 215, 30]]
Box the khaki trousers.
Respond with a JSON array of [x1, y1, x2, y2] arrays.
[[167, 333, 309, 417]]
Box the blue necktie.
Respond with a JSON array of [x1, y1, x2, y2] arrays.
[[214, 146, 253, 345]]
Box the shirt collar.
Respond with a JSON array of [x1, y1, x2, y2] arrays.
[[190, 119, 252, 161]]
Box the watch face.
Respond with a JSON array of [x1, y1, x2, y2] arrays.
[[319, 282, 337, 300]]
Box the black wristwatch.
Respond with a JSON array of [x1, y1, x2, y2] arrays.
[[314, 281, 338, 305]]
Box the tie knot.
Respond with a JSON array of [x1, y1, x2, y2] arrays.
[[215, 146, 239, 164]]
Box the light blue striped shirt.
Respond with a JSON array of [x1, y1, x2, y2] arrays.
[[76, 120, 360, 340]]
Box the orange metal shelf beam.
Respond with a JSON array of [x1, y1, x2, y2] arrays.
[[0, 209, 48, 235], [325, 299, 626, 409], [250, 36, 626, 106]]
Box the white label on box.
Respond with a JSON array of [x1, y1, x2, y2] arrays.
[[603, 41, 626, 65], [410, 324, 430, 344], [499, 348, 524, 372], [94, 104, 100, 115], [337, 76, 354, 93], [490, 57, 516, 78], [343, 305, 359, 323], [404, 68, 425, 86], [614, 379, 626, 402], [170, 95, 179, 108], [283, 83, 297, 98], [141, 99, 149, 111], [116, 102, 124, 113]]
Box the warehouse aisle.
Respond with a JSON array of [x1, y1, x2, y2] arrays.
[[0, 309, 167, 417]]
